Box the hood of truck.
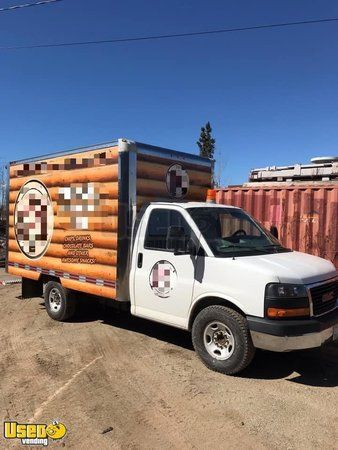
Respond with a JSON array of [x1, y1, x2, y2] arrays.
[[234, 251, 337, 285]]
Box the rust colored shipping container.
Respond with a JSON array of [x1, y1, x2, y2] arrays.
[[216, 183, 338, 269]]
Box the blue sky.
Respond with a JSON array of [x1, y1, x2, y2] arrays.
[[0, 0, 337, 184]]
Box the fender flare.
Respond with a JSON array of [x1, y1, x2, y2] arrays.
[[188, 292, 246, 330]]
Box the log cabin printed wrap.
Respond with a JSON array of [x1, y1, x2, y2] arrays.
[[8, 144, 119, 300], [57, 182, 111, 230], [7, 140, 212, 301], [136, 143, 212, 210]]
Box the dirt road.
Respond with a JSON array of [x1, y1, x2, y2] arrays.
[[0, 278, 337, 449]]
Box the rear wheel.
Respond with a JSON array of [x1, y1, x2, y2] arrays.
[[44, 281, 76, 321], [192, 305, 255, 375]]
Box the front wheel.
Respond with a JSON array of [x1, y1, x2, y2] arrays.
[[192, 305, 255, 375], [44, 281, 76, 321]]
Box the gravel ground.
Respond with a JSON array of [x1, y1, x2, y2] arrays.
[[0, 272, 337, 449]]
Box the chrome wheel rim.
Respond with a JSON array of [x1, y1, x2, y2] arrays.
[[203, 321, 235, 360], [49, 288, 62, 313]]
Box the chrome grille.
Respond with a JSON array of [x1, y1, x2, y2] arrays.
[[309, 279, 338, 316]]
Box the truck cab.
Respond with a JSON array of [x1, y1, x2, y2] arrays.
[[130, 201, 338, 374]]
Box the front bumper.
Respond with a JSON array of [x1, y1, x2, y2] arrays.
[[247, 307, 338, 352]]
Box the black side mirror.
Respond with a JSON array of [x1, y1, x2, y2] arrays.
[[166, 226, 189, 255], [270, 225, 279, 240], [187, 238, 199, 257]]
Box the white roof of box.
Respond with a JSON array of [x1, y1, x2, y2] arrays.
[[149, 201, 239, 209]]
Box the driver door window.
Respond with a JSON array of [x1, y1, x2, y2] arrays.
[[145, 209, 192, 251]]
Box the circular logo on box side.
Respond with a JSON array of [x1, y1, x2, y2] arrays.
[[166, 164, 189, 198], [14, 180, 54, 259]]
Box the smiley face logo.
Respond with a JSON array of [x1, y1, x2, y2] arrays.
[[14, 180, 54, 259], [46, 420, 67, 440]]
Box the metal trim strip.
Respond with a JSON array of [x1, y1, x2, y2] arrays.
[[4, 162, 10, 273], [7, 261, 116, 288], [135, 141, 211, 167], [10, 140, 119, 166], [116, 139, 137, 301]]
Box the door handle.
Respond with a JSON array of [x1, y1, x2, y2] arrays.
[[137, 252, 143, 268]]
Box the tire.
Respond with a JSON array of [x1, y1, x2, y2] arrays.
[[192, 305, 255, 375], [44, 281, 76, 321]]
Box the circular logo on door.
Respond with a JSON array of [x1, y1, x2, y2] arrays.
[[14, 180, 54, 259], [166, 164, 189, 198], [149, 260, 177, 298]]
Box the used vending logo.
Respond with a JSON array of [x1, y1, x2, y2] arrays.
[[4, 420, 67, 446]]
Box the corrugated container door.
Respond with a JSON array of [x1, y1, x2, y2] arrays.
[[216, 184, 338, 269]]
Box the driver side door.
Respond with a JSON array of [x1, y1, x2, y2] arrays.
[[132, 206, 197, 328]]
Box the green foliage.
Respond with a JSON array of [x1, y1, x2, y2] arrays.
[[197, 121, 216, 159]]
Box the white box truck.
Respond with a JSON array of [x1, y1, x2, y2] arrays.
[[6, 139, 338, 374]]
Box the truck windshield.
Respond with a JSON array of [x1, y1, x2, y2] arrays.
[[187, 207, 290, 257]]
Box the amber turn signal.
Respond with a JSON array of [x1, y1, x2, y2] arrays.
[[267, 307, 310, 318], [206, 189, 216, 203]]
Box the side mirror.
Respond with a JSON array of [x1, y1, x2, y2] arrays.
[[187, 238, 199, 257], [270, 225, 279, 240], [166, 226, 189, 255]]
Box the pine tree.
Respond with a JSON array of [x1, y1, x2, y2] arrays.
[[197, 121, 216, 159]]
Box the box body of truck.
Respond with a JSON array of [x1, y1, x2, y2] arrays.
[[7, 139, 212, 301]]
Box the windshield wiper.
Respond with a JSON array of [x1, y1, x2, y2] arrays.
[[262, 244, 282, 248], [219, 245, 274, 253]]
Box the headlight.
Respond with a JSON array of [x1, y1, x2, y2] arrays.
[[266, 283, 308, 298], [265, 283, 310, 319]]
